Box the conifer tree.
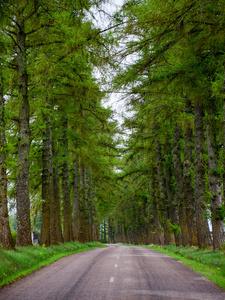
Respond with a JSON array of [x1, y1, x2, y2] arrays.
[[0, 63, 15, 249]]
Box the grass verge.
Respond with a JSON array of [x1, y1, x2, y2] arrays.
[[142, 244, 225, 290], [0, 241, 106, 288]]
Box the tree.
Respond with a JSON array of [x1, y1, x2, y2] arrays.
[[0, 63, 15, 249]]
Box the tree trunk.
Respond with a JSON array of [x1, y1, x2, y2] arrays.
[[88, 170, 94, 241], [108, 218, 115, 243], [206, 107, 224, 250], [80, 166, 89, 242], [141, 189, 150, 245], [73, 155, 80, 241], [222, 61, 225, 242], [52, 139, 63, 243], [103, 219, 107, 243], [173, 124, 189, 246], [40, 112, 51, 246], [183, 122, 198, 246], [40, 110, 57, 246], [62, 118, 73, 242], [16, 13, 32, 246], [0, 66, 15, 250], [151, 166, 163, 245], [155, 140, 173, 245], [49, 171, 57, 245], [91, 182, 99, 241], [223, 80, 225, 203], [194, 99, 211, 248], [79, 165, 85, 242], [164, 137, 178, 245]]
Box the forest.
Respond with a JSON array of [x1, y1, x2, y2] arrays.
[[0, 0, 225, 252]]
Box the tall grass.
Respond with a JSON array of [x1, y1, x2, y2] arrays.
[[0, 241, 105, 288]]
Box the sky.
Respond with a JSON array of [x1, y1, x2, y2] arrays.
[[94, 0, 136, 136], [91, 0, 127, 126]]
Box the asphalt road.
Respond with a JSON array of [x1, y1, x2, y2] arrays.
[[0, 244, 224, 300]]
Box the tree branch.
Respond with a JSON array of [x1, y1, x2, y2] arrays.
[[26, 18, 56, 35]]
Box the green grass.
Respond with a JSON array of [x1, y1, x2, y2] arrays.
[[142, 244, 225, 290], [0, 241, 106, 288]]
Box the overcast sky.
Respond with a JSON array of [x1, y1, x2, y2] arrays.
[[90, 0, 127, 126]]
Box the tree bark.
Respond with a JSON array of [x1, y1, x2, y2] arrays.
[[164, 137, 179, 245], [223, 80, 225, 203], [194, 99, 211, 248], [151, 166, 163, 245], [91, 181, 99, 241], [88, 170, 94, 241], [80, 166, 89, 242], [52, 139, 63, 243], [79, 164, 85, 242], [183, 122, 198, 246], [62, 118, 73, 242], [16, 12, 32, 246], [0, 65, 15, 249], [40, 110, 57, 246], [155, 140, 172, 245], [173, 124, 189, 246], [40, 112, 51, 246], [108, 217, 115, 243], [206, 107, 224, 250], [73, 155, 80, 241], [103, 219, 107, 243]]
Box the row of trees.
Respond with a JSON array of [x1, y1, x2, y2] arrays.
[[0, 0, 119, 249], [107, 0, 225, 250], [1, 0, 225, 251]]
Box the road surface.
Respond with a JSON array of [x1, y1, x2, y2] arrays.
[[0, 244, 224, 300]]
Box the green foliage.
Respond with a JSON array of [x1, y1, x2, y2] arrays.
[[215, 205, 225, 221], [167, 220, 181, 236]]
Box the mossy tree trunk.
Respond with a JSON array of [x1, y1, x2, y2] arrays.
[[183, 121, 198, 246], [16, 11, 32, 246], [194, 99, 211, 248], [88, 170, 94, 241], [164, 137, 179, 245], [73, 155, 80, 241], [151, 166, 163, 245], [92, 182, 99, 241], [40, 108, 57, 246], [155, 140, 172, 245], [173, 124, 189, 246], [52, 139, 63, 243], [40, 111, 51, 246], [62, 118, 73, 242], [80, 166, 89, 242], [206, 104, 224, 250], [0, 65, 15, 250]]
